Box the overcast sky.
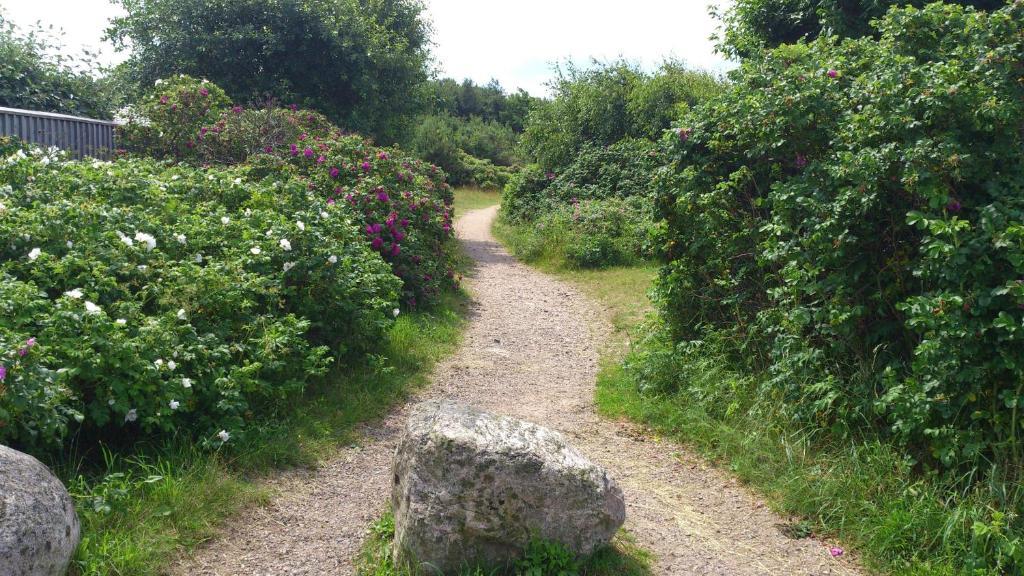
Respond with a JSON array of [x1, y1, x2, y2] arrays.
[[0, 0, 733, 96]]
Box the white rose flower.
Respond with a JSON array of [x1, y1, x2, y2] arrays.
[[234, 178, 242, 185], [66, 240, 73, 249], [175, 233, 187, 244], [328, 255, 338, 265], [125, 408, 138, 422], [28, 247, 41, 260], [279, 238, 292, 251], [134, 232, 157, 251], [154, 359, 164, 368], [283, 262, 296, 272], [65, 288, 84, 299], [217, 430, 230, 442], [115, 318, 127, 326], [221, 216, 230, 225], [84, 301, 101, 315], [169, 399, 180, 410], [167, 360, 177, 371], [177, 308, 186, 320], [181, 378, 193, 388], [250, 246, 262, 255], [393, 308, 401, 318], [296, 220, 305, 231], [195, 253, 204, 263], [320, 211, 329, 219]]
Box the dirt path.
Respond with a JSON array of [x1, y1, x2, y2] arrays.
[[177, 206, 862, 576]]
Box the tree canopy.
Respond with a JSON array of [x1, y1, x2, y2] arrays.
[[106, 0, 431, 143]]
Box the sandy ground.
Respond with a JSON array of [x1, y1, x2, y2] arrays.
[[175, 206, 863, 576]]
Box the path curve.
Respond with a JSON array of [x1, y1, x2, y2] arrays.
[[177, 206, 862, 575]]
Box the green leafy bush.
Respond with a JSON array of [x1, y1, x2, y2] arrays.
[[530, 198, 655, 268], [501, 164, 555, 224], [118, 75, 232, 160], [656, 1, 1024, 477], [503, 139, 663, 223], [0, 14, 113, 118], [520, 60, 721, 171], [409, 113, 520, 187], [117, 77, 458, 306], [0, 143, 402, 449], [717, 0, 1009, 58]]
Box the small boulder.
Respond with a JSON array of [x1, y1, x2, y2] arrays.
[[392, 400, 625, 573], [0, 445, 80, 576]]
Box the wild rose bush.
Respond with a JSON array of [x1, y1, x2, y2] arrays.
[[117, 79, 458, 306], [656, 2, 1024, 473], [272, 134, 456, 306], [0, 142, 401, 449], [196, 106, 339, 165], [118, 75, 231, 161]]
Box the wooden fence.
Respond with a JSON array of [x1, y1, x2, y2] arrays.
[[0, 106, 118, 160]]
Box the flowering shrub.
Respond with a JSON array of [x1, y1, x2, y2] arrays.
[[277, 134, 456, 306], [0, 142, 400, 448], [656, 2, 1024, 477], [118, 75, 231, 160], [117, 78, 458, 306], [196, 106, 339, 165]]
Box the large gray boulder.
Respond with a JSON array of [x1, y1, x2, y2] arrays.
[[0, 445, 80, 576], [391, 400, 625, 573]]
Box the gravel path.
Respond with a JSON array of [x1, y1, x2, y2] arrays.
[[176, 206, 863, 576]]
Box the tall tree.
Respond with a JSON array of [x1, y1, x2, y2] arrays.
[[106, 0, 431, 143]]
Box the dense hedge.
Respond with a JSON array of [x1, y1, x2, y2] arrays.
[[520, 61, 721, 171], [502, 139, 663, 223], [656, 2, 1024, 471], [0, 139, 403, 449], [118, 76, 457, 307]]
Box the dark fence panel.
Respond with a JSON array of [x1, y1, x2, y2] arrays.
[[0, 106, 118, 160]]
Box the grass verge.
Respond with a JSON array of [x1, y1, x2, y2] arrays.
[[355, 511, 653, 576], [63, 288, 469, 576]]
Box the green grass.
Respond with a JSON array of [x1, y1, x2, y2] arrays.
[[453, 187, 501, 217], [63, 290, 469, 575], [493, 216, 1021, 575], [355, 511, 653, 576], [594, 340, 1024, 576]]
